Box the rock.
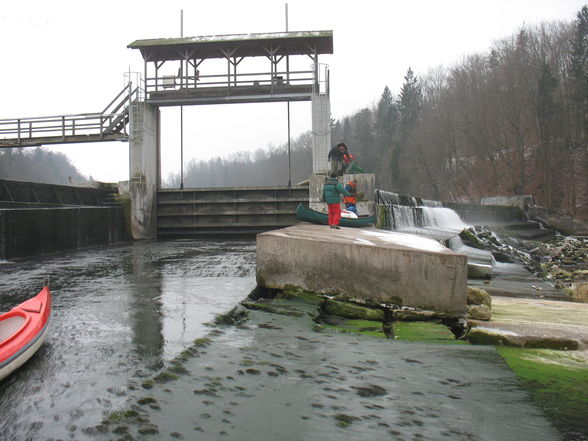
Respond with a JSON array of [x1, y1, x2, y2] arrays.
[[492, 251, 516, 263], [321, 299, 385, 321], [468, 263, 493, 279], [214, 305, 249, 325], [466, 327, 522, 346], [570, 282, 588, 303], [467, 287, 492, 308], [459, 228, 488, 250], [467, 304, 492, 321]]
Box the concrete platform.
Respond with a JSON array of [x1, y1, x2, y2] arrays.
[[256, 223, 468, 316], [469, 296, 588, 350]]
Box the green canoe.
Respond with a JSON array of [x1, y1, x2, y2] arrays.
[[295, 203, 376, 228]]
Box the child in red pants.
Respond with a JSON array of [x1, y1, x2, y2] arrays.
[[322, 173, 351, 229]]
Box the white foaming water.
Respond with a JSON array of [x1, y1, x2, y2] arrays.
[[388, 205, 468, 233], [421, 207, 469, 231]]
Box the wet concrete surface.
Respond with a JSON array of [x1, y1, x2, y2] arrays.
[[0, 239, 567, 441], [93, 298, 562, 441]]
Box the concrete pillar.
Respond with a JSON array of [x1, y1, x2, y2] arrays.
[[129, 103, 160, 239], [311, 94, 331, 174]]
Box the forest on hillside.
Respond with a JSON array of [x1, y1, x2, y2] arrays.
[[169, 6, 588, 220], [0, 148, 86, 185], [2, 7, 586, 220]]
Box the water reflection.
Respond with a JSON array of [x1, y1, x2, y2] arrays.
[[126, 243, 165, 370]]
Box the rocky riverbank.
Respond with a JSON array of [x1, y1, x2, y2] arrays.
[[460, 225, 588, 302]]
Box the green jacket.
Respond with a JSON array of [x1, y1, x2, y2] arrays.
[[322, 177, 351, 204]]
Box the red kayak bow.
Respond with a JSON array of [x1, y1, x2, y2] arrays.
[[0, 286, 52, 381]]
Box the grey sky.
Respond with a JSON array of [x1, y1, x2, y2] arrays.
[[1, 0, 585, 182]]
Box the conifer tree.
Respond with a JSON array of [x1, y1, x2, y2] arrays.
[[393, 68, 422, 193]]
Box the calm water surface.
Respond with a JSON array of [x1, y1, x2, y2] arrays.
[[0, 239, 256, 440]]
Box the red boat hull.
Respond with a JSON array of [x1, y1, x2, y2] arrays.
[[0, 286, 52, 381]]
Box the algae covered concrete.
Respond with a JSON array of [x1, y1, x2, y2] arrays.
[[256, 223, 468, 316], [468, 296, 588, 349], [94, 298, 562, 441]]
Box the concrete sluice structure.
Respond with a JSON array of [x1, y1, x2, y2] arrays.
[[256, 223, 468, 318]]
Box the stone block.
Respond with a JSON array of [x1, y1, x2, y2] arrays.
[[467, 286, 492, 307], [256, 224, 468, 316], [467, 304, 492, 321]]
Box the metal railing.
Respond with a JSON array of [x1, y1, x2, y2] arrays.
[[0, 83, 140, 146], [145, 68, 317, 93]]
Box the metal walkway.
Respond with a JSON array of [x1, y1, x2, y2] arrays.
[[0, 84, 139, 148]]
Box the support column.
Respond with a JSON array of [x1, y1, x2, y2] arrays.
[[311, 94, 331, 174], [129, 102, 160, 239]]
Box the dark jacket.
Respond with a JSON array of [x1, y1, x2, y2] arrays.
[[344, 181, 357, 204], [328, 146, 345, 161], [322, 177, 351, 204]]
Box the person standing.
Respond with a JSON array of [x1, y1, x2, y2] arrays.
[[343, 179, 358, 214], [322, 173, 351, 229], [327, 142, 347, 176]]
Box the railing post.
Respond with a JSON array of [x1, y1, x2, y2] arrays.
[[62, 116, 66, 140], [17, 119, 21, 143]]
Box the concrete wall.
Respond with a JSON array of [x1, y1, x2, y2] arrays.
[[311, 95, 330, 174], [129, 103, 160, 239], [309, 173, 375, 216], [0, 179, 115, 208], [0, 207, 130, 259], [257, 224, 468, 316]]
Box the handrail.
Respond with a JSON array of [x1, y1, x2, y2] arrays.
[[101, 83, 131, 114], [144, 68, 315, 92], [0, 84, 140, 145]]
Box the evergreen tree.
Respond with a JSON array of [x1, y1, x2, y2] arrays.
[[393, 68, 422, 193], [374, 86, 398, 187]]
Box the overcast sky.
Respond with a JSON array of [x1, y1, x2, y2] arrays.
[[1, 0, 585, 183]]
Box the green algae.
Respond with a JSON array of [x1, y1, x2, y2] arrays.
[[141, 379, 155, 390], [497, 347, 588, 439], [279, 286, 323, 304], [137, 397, 157, 406], [138, 424, 159, 435], [241, 301, 305, 316], [394, 321, 466, 344], [193, 338, 212, 347], [333, 413, 360, 427], [153, 370, 180, 384], [323, 319, 387, 338], [105, 410, 148, 426], [321, 299, 385, 321]]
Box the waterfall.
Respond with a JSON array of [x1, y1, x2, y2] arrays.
[[376, 190, 495, 277], [377, 190, 469, 234]]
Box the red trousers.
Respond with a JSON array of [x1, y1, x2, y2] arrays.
[[327, 203, 341, 226]]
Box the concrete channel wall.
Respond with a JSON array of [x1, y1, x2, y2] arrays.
[[0, 179, 129, 259], [0, 206, 130, 260], [0, 178, 116, 208]]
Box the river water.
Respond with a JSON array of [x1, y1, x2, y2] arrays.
[[0, 239, 563, 441]]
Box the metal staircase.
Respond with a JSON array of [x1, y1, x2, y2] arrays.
[[0, 83, 140, 148]]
